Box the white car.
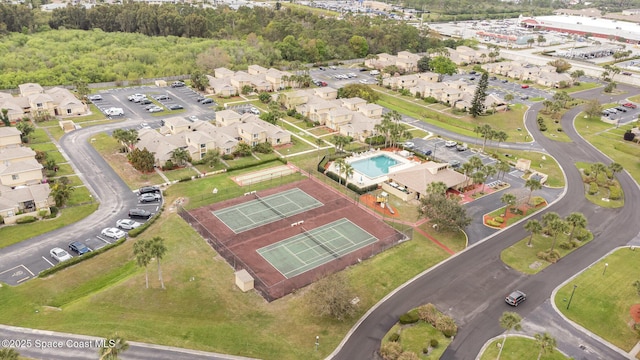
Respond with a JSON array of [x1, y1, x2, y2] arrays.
[[444, 140, 457, 147], [127, 93, 145, 102], [148, 106, 163, 113], [50, 247, 73, 263], [88, 94, 102, 101], [101, 227, 126, 240], [116, 219, 142, 230]]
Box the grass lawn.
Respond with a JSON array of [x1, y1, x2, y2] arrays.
[[50, 163, 74, 177], [486, 149, 565, 188], [0, 203, 98, 249], [280, 136, 316, 155], [566, 82, 601, 93], [500, 230, 593, 275], [628, 94, 640, 103], [554, 248, 640, 352], [162, 167, 198, 182], [382, 322, 452, 359], [47, 126, 66, 141], [530, 96, 545, 102], [416, 223, 467, 253], [575, 113, 640, 184], [537, 111, 573, 143], [479, 336, 571, 360], [29, 143, 66, 164], [409, 129, 429, 138], [0, 194, 452, 360], [67, 186, 93, 205], [29, 128, 51, 144]]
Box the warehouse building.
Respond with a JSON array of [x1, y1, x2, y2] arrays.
[[519, 15, 640, 44]]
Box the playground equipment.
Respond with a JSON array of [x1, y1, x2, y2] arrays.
[[376, 192, 395, 215]]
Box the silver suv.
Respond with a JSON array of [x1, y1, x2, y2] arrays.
[[505, 290, 526, 306]]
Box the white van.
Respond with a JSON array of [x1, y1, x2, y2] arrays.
[[106, 107, 124, 116], [369, 70, 380, 75]]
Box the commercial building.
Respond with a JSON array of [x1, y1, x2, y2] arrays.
[[519, 15, 640, 43]]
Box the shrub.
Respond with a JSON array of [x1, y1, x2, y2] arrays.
[[436, 315, 458, 337], [537, 249, 561, 263], [397, 351, 420, 360], [128, 208, 163, 238], [16, 216, 37, 224], [486, 219, 502, 227], [222, 154, 234, 160], [494, 216, 504, 223], [576, 228, 591, 242], [38, 209, 49, 218], [583, 168, 591, 176], [49, 206, 59, 218], [162, 160, 175, 171], [423, 96, 438, 104], [588, 182, 599, 195], [423, 347, 429, 354], [559, 241, 573, 250], [388, 333, 400, 342], [430, 339, 439, 348], [539, 123, 547, 131], [380, 341, 402, 360], [623, 130, 636, 141], [399, 309, 420, 324], [531, 197, 546, 207], [417, 303, 440, 325], [0, 215, 3, 224], [608, 186, 622, 200]]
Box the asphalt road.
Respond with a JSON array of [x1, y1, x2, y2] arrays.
[[329, 88, 640, 359]]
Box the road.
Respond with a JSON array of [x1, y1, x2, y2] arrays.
[[329, 88, 640, 359]]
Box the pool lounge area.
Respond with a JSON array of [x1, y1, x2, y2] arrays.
[[327, 150, 419, 188]]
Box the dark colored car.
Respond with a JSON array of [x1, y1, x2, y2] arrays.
[[168, 104, 184, 110], [615, 107, 627, 112], [489, 76, 497, 80], [139, 99, 152, 105], [200, 98, 214, 104], [422, 149, 433, 156], [138, 186, 160, 194], [69, 241, 92, 255], [501, 79, 509, 83], [129, 208, 152, 219], [195, 97, 206, 102], [505, 290, 526, 306]]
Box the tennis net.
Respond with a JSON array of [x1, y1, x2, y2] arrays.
[[301, 227, 339, 258], [255, 193, 286, 219]]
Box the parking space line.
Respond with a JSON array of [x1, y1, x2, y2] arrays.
[[16, 276, 30, 283], [42, 257, 54, 266], [96, 236, 112, 244], [0, 264, 35, 278]]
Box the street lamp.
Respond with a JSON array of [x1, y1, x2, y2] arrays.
[[567, 284, 577, 310], [315, 336, 319, 351], [603, 263, 608, 276]]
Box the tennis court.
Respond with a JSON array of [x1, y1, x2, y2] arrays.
[[213, 188, 323, 233], [257, 218, 378, 279]]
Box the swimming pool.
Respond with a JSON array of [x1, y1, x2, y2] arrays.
[[350, 155, 399, 178]]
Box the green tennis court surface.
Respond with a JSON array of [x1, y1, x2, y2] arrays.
[[213, 188, 323, 233], [257, 218, 378, 279]]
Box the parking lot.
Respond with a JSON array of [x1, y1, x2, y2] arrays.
[[88, 84, 217, 120], [309, 66, 379, 88], [408, 137, 498, 168], [0, 189, 163, 286]]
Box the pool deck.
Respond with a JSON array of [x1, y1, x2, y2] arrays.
[[327, 149, 420, 188]]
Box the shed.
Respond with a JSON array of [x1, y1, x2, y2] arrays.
[[516, 158, 531, 171], [155, 80, 167, 87], [235, 269, 254, 292]]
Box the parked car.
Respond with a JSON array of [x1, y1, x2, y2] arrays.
[[615, 107, 627, 112], [505, 290, 526, 306], [456, 143, 468, 151], [444, 140, 457, 147], [101, 227, 126, 240], [449, 160, 461, 168], [153, 94, 170, 100], [422, 149, 433, 156], [501, 79, 509, 83], [168, 104, 184, 110], [249, 107, 260, 115], [139, 99, 152, 105], [139, 193, 161, 203], [170, 81, 185, 88], [129, 208, 152, 219], [188, 115, 199, 121], [608, 108, 618, 114], [469, 77, 476, 81], [116, 219, 142, 230], [88, 94, 102, 101], [69, 241, 92, 255], [622, 72, 632, 76], [521, 84, 529, 89], [148, 106, 163, 113], [139, 186, 160, 194], [50, 247, 73, 262], [200, 98, 214, 104], [469, 70, 477, 75], [622, 103, 637, 109], [489, 76, 497, 81], [520, 95, 529, 100], [128, 93, 145, 101]]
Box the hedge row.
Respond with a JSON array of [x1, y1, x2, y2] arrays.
[[128, 206, 164, 238], [227, 157, 286, 173], [39, 238, 126, 278]]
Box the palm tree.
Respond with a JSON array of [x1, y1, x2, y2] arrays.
[[590, 162, 607, 182], [496, 161, 511, 181], [534, 332, 557, 360], [525, 178, 542, 205], [468, 156, 483, 172], [525, 219, 543, 247], [426, 181, 448, 196], [149, 236, 168, 290], [479, 124, 493, 152], [500, 193, 516, 216], [171, 148, 191, 167], [497, 311, 522, 360], [608, 162, 623, 179], [460, 162, 475, 178], [133, 239, 152, 289], [471, 170, 485, 192], [494, 131, 508, 148], [565, 212, 587, 241], [548, 218, 568, 252], [542, 99, 553, 113], [334, 157, 346, 186], [480, 165, 497, 193], [99, 333, 129, 360], [0, 348, 19, 360], [342, 163, 353, 189]]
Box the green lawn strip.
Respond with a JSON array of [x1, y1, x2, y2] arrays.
[[565, 82, 601, 93], [282, 137, 316, 155], [486, 149, 565, 188], [574, 162, 624, 208], [225, 153, 279, 169], [47, 126, 66, 141], [192, 162, 227, 175], [554, 248, 640, 351], [417, 223, 467, 253], [574, 113, 615, 137], [0, 206, 451, 360], [48, 163, 74, 177], [29, 143, 66, 164], [479, 336, 571, 360], [628, 94, 640, 103], [279, 119, 318, 142], [67, 186, 93, 206], [0, 203, 98, 249], [307, 127, 332, 136], [501, 231, 593, 275], [529, 97, 545, 101], [162, 167, 198, 182], [50, 174, 83, 187], [409, 129, 429, 138], [476, 104, 529, 140], [382, 322, 452, 358], [537, 112, 572, 143], [29, 128, 51, 144]]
